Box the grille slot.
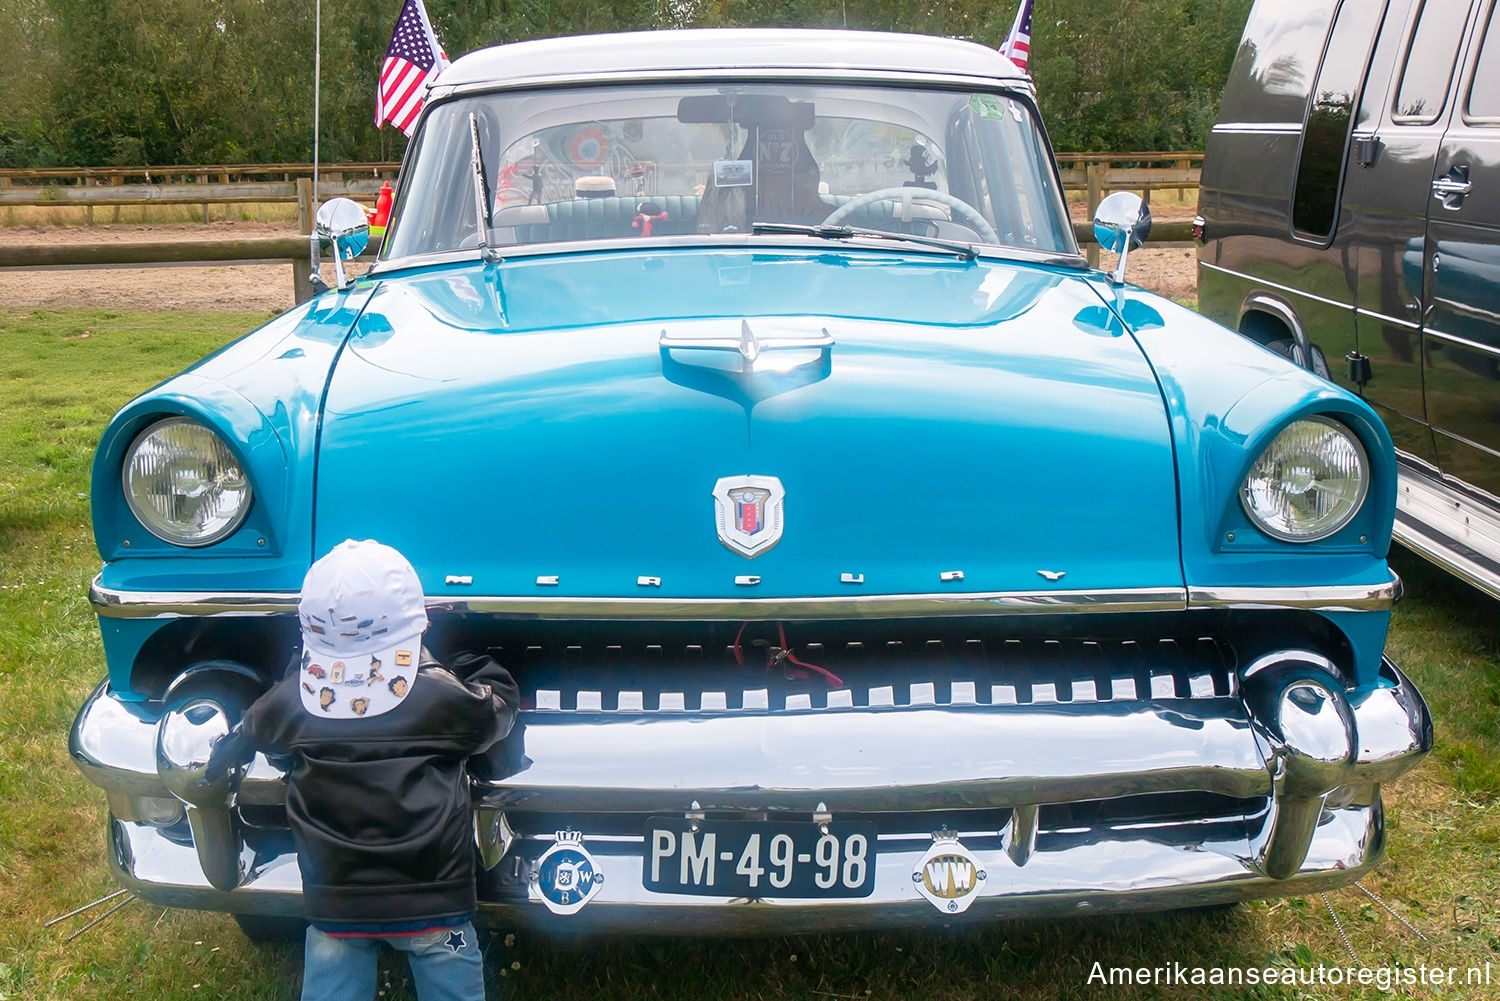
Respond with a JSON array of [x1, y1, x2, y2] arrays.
[[490, 629, 1241, 715]]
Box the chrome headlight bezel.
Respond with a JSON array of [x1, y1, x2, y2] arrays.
[[122, 417, 253, 547], [1240, 416, 1370, 544]]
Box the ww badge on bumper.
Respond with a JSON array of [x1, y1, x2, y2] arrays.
[[913, 832, 987, 914]]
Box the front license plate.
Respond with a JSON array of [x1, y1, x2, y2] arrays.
[[643, 818, 877, 898]]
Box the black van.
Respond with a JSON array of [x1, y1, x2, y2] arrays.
[[1198, 0, 1500, 597]]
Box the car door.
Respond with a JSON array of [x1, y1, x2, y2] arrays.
[[1424, 0, 1500, 496], [1345, 0, 1472, 467]]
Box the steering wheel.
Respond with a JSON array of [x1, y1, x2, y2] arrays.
[[823, 187, 1000, 245]]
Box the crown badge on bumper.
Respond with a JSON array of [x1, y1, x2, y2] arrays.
[[531, 831, 605, 915]]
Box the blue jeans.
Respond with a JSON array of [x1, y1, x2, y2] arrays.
[[300, 922, 485, 1001]]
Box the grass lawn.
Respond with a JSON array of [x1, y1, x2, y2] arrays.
[[1, 306, 1498, 1000]]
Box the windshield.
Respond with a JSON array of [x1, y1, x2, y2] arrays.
[[382, 82, 1075, 260]]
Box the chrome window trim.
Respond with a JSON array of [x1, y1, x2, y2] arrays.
[[431, 69, 1035, 103], [368, 234, 1089, 278], [89, 578, 1400, 619], [379, 77, 1071, 268]]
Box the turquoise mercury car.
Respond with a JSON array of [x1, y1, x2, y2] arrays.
[[71, 29, 1431, 935]]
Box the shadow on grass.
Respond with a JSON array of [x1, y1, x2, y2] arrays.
[[474, 907, 1295, 1001]]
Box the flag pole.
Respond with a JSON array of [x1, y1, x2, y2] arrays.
[[313, 0, 321, 212]]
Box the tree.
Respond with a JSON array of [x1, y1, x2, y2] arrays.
[[0, 0, 1254, 166]]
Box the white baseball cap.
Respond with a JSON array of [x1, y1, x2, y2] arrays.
[[296, 539, 428, 719]]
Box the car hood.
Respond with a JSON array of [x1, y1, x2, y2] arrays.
[[315, 250, 1179, 598]]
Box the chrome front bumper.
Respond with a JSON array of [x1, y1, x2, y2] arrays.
[[72, 654, 1431, 933]]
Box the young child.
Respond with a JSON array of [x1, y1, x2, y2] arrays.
[[208, 539, 517, 1001]]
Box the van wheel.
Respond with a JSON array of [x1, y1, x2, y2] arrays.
[[233, 914, 307, 942], [1264, 337, 1305, 366], [1308, 344, 1331, 380], [1265, 338, 1332, 381]]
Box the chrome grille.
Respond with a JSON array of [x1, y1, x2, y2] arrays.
[[490, 631, 1240, 714]]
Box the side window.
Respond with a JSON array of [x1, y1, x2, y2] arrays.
[[1467, 1, 1500, 121], [1292, 0, 1385, 238], [1393, 0, 1471, 122]]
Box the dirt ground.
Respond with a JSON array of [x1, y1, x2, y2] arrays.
[[0, 210, 1199, 313]]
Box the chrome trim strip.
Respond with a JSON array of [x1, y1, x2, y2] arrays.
[[1354, 306, 1421, 331], [92, 577, 1404, 619], [1187, 580, 1400, 612], [88, 578, 1186, 620], [1199, 262, 1355, 315], [1210, 122, 1304, 135], [1422, 326, 1500, 361]]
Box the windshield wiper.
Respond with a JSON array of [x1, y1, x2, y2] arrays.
[[467, 112, 502, 264], [751, 221, 977, 261]]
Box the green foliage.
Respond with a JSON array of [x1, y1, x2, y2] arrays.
[[1030, 0, 1255, 151], [0, 0, 1253, 166]]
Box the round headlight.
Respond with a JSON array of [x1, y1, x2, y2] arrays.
[[1240, 417, 1368, 542], [123, 418, 252, 546]]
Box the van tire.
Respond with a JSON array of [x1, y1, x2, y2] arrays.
[[1263, 337, 1331, 381], [1308, 343, 1331, 380]]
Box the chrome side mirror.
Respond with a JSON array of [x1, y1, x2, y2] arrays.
[[313, 197, 371, 291], [1092, 191, 1152, 286]]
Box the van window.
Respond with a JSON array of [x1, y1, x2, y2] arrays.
[[1468, 1, 1500, 121], [1393, 0, 1470, 122], [1216, 0, 1342, 125], [1292, 0, 1384, 238]]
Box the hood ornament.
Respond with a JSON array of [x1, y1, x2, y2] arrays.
[[661, 320, 833, 375], [738, 319, 761, 366], [713, 475, 786, 558]]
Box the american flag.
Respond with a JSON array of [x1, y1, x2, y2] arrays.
[[377, 0, 449, 136], [999, 0, 1033, 72]]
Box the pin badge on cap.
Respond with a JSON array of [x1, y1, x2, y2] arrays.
[[297, 540, 428, 719]]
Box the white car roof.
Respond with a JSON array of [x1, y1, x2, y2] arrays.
[[436, 28, 1027, 91]]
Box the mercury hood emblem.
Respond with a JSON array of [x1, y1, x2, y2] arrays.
[[713, 475, 786, 558]]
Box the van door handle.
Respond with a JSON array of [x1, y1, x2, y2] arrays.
[[1432, 166, 1472, 208]]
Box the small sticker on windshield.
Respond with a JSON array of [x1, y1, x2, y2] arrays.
[[969, 94, 1008, 120], [714, 159, 754, 187]]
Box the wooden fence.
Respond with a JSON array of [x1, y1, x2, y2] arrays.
[[0, 152, 1201, 302], [0, 153, 1203, 230], [0, 219, 1193, 306], [0, 177, 387, 229]]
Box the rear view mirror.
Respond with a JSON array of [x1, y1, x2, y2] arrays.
[[677, 94, 814, 129]]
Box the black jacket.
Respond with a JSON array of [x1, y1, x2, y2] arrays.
[[214, 651, 517, 926]]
